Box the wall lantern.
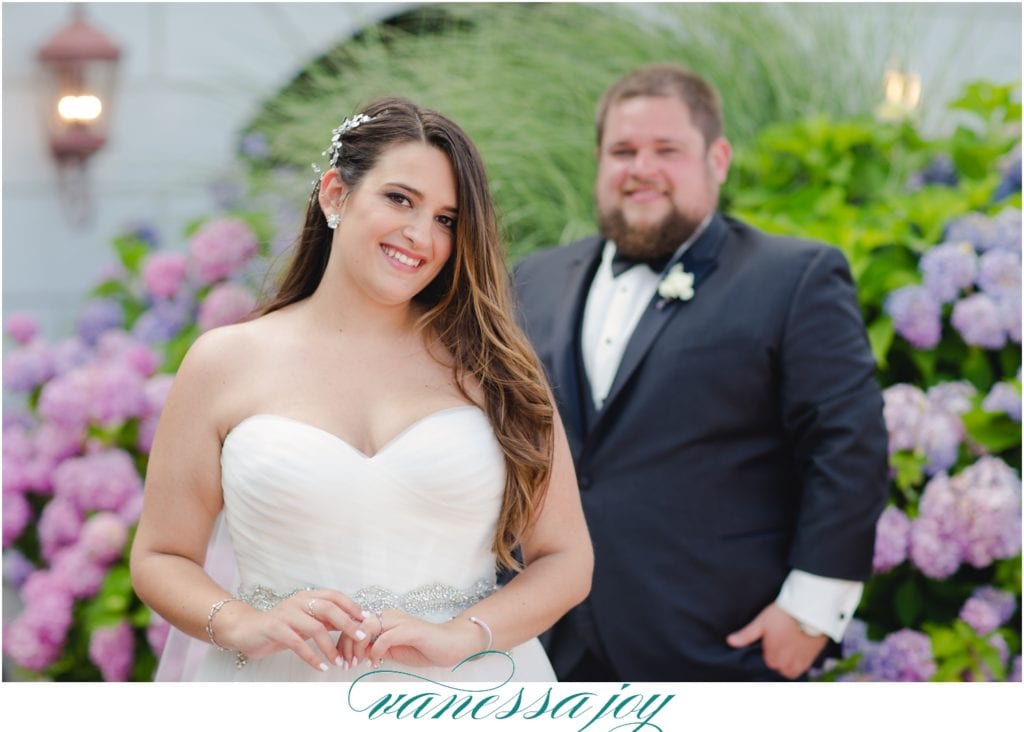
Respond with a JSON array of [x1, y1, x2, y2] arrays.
[[37, 6, 121, 223]]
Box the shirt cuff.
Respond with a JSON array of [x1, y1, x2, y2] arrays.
[[775, 569, 863, 642]]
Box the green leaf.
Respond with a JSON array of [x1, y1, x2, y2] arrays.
[[961, 408, 1022, 452], [894, 576, 925, 627], [113, 234, 150, 275], [867, 316, 895, 369], [890, 451, 926, 495]]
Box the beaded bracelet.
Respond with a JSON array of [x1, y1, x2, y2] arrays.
[[206, 597, 248, 669]]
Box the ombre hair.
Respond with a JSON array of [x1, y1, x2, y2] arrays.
[[261, 97, 553, 571]]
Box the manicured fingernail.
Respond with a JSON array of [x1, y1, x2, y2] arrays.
[[319, 662, 329, 672], [355, 629, 367, 641], [335, 656, 344, 667], [363, 658, 372, 668]]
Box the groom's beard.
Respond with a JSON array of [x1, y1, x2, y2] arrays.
[[598, 204, 701, 265]]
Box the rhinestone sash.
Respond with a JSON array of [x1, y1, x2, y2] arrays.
[[237, 578, 497, 617]]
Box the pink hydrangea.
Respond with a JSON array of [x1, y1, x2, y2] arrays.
[[52, 448, 143, 513], [6, 312, 40, 345], [3, 340, 55, 393], [873, 505, 911, 573], [143, 374, 175, 418], [136, 416, 159, 454], [3, 489, 33, 547], [87, 362, 149, 427], [38, 368, 93, 430], [96, 331, 160, 378], [882, 384, 928, 453], [37, 497, 84, 562], [147, 613, 171, 658], [33, 420, 85, 463], [198, 282, 256, 332], [141, 251, 189, 300], [88, 621, 136, 682], [79, 511, 129, 564], [190, 218, 259, 284], [51, 545, 108, 599], [6, 571, 76, 672]]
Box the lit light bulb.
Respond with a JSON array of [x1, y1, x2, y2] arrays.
[[57, 95, 103, 122]]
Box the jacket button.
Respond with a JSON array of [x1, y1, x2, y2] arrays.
[[578, 475, 591, 490]]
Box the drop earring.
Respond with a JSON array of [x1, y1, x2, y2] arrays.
[[327, 213, 341, 230]]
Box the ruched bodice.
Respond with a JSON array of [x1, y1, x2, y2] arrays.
[[193, 406, 554, 681]]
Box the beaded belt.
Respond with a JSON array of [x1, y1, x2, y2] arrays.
[[237, 578, 497, 617]]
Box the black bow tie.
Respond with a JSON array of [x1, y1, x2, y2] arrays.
[[610, 250, 674, 277]]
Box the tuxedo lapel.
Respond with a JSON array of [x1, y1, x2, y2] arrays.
[[591, 215, 728, 438], [546, 237, 604, 447]]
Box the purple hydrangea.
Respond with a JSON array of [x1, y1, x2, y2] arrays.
[[5, 571, 75, 672], [946, 209, 1022, 253], [147, 612, 171, 658], [994, 143, 1021, 202], [36, 497, 84, 562], [189, 218, 259, 284], [920, 241, 978, 303], [951, 293, 1007, 349], [6, 312, 40, 345], [866, 629, 936, 681], [79, 511, 129, 564], [959, 586, 1017, 635], [75, 299, 124, 345], [885, 285, 942, 349], [37, 368, 93, 430], [141, 251, 189, 300], [927, 381, 976, 415], [95, 331, 160, 378], [51, 448, 143, 514], [982, 382, 1022, 421], [3, 341, 55, 393], [132, 296, 195, 345], [908, 513, 963, 579], [88, 621, 136, 682], [33, 420, 85, 463], [49, 336, 91, 376], [911, 458, 1022, 577], [86, 363, 149, 427], [995, 290, 1021, 343], [882, 384, 928, 453], [976, 249, 1021, 297], [873, 505, 911, 573], [3, 548, 35, 588], [907, 154, 959, 190], [197, 282, 257, 332], [2, 489, 33, 547], [1010, 656, 1022, 682], [51, 545, 108, 599]]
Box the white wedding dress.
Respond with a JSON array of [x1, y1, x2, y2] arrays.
[[183, 405, 554, 682]]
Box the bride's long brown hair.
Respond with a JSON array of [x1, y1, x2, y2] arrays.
[[261, 98, 553, 571]]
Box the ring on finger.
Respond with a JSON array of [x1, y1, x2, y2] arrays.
[[305, 599, 318, 617], [371, 610, 384, 642]]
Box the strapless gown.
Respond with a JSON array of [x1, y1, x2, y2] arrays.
[[192, 406, 555, 681]]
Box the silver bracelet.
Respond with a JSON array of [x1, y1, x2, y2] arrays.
[[468, 616, 493, 652], [207, 598, 250, 669]]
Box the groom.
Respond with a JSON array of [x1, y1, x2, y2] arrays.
[[513, 64, 889, 681]]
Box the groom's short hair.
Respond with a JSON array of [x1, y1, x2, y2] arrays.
[[595, 64, 724, 149]]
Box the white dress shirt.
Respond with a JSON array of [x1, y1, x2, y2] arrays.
[[580, 222, 861, 642]]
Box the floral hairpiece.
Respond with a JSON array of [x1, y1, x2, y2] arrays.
[[310, 112, 378, 188]]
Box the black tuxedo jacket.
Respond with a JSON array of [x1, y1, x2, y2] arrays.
[[513, 213, 889, 680]]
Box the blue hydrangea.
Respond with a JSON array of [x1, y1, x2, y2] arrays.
[[920, 241, 978, 303], [951, 293, 1007, 349], [907, 154, 958, 191], [982, 382, 1022, 421], [74, 299, 124, 346], [885, 285, 942, 349], [867, 629, 937, 681]]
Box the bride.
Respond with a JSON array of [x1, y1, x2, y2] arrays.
[[129, 97, 593, 681]]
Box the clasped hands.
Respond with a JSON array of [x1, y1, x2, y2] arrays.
[[214, 589, 488, 673]]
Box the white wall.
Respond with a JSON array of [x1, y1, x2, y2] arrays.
[[2, 2, 1021, 341], [2, 1, 404, 340]]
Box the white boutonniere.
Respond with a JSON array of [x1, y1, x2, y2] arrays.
[[656, 263, 695, 307]]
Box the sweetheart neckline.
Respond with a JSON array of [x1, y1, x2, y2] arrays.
[[224, 405, 485, 460]]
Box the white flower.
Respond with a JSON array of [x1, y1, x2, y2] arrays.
[[657, 264, 695, 302]]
